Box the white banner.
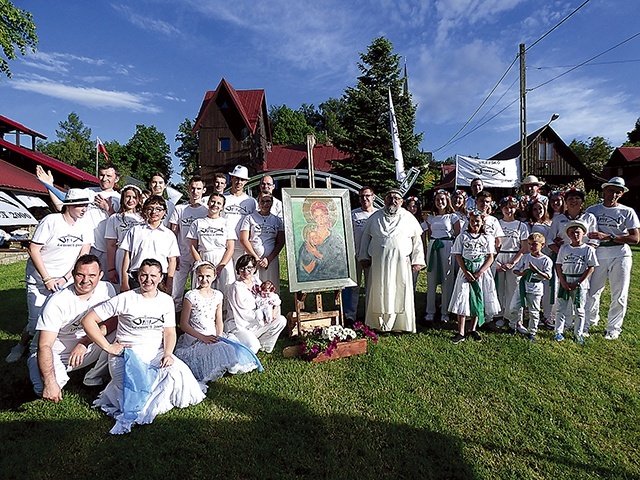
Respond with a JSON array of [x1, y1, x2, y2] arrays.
[[389, 87, 406, 182], [0, 190, 38, 226], [455, 155, 520, 188]]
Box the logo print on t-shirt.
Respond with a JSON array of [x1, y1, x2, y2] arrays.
[[58, 234, 84, 244]]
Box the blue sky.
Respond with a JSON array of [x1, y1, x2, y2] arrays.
[[2, 0, 639, 183]]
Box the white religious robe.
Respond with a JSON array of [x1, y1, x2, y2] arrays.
[[359, 208, 425, 333]]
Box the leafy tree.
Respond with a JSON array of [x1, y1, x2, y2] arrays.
[[319, 98, 347, 143], [0, 0, 37, 79], [175, 118, 199, 183], [125, 124, 172, 183], [623, 117, 640, 146], [569, 136, 613, 174], [38, 112, 94, 172], [269, 105, 315, 145], [332, 36, 425, 193]]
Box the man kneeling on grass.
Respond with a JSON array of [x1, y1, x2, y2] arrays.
[[27, 254, 117, 402]]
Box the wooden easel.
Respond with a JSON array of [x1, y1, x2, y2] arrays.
[[286, 289, 344, 337]]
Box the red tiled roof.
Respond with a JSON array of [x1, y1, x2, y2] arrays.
[[0, 115, 47, 139], [0, 158, 49, 194], [616, 147, 640, 162], [193, 78, 266, 134], [264, 144, 350, 172], [0, 138, 99, 184]]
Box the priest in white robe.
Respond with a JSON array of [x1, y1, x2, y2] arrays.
[[359, 189, 425, 333]]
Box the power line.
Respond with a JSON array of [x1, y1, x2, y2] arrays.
[[531, 58, 640, 69], [525, 0, 591, 52], [529, 31, 640, 92]]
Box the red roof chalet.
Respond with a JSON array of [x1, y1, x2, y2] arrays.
[[264, 144, 349, 173]]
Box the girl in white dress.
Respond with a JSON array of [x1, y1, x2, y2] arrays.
[[175, 261, 261, 381], [81, 258, 205, 434], [448, 211, 500, 344], [188, 193, 235, 293], [423, 190, 460, 323], [105, 185, 144, 290]]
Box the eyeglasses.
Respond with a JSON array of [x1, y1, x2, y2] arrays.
[[145, 207, 165, 213], [239, 265, 255, 271], [386, 195, 403, 202]]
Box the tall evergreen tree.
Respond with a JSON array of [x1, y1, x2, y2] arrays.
[[125, 124, 172, 183], [269, 105, 315, 145], [175, 118, 199, 183], [332, 36, 424, 193], [623, 117, 640, 146], [38, 112, 94, 173]]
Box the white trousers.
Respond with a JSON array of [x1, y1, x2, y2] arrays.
[[172, 254, 194, 311], [586, 256, 632, 335], [231, 316, 287, 354], [555, 287, 587, 337]]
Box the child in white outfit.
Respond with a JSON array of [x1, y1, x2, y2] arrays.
[[254, 280, 281, 326]]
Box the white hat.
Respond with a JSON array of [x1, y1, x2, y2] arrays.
[[229, 165, 250, 180], [565, 220, 587, 235], [62, 188, 90, 206], [521, 175, 545, 186], [601, 176, 628, 193]]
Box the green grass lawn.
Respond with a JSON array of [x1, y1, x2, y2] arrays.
[[1, 249, 639, 480]]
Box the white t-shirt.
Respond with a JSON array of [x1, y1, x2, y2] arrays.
[[424, 213, 458, 239], [254, 196, 283, 219], [26, 213, 94, 283], [586, 203, 640, 259], [188, 216, 234, 254], [499, 219, 528, 252], [80, 188, 121, 252], [169, 203, 208, 256], [105, 212, 144, 247], [351, 207, 377, 255], [451, 231, 496, 260], [483, 215, 505, 239], [34, 281, 116, 357], [92, 289, 175, 347], [120, 223, 180, 273], [240, 212, 283, 258], [547, 212, 598, 249], [223, 193, 256, 241], [556, 243, 599, 289], [515, 253, 553, 295]]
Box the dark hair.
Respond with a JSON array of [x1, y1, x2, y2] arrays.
[[150, 172, 167, 183], [466, 211, 486, 234], [235, 254, 258, 275], [258, 192, 273, 202], [142, 195, 167, 222], [359, 186, 374, 195], [470, 178, 483, 185], [73, 254, 101, 273], [213, 172, 227, 182], [140, 258, 163, 272], [117, 185, 142, 214], [98, 163, 120, 176], [208, 193, 226, 207], [476, 190, 492, 200], [528, 200, 550, 225], [189, 175, 204, 185]]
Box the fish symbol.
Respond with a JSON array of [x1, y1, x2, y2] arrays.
[[58, 234, 84, 244], [472, 166, 506, 177]]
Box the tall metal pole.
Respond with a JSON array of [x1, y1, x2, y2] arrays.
[[519, 43, 527, 177]]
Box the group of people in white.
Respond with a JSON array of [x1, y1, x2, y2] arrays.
[[4, 160, 639, 432], [6, 163, 287, 434], [350, 175, 639, 346]]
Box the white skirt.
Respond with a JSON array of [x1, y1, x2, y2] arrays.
[[448, 269, 501, 318]]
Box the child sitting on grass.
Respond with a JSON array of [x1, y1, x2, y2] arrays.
[[554, 221, 598, 344], [508, 232, 553, 341], [448, 210, 500, 344]]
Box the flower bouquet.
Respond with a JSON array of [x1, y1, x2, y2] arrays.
[[300, 322, 378, 362]]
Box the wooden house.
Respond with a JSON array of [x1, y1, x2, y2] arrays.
[[490, 124, 600, 190], [193, 78, 271, 187], [601, 146, 640, 212], [265, 144, 348, 173]]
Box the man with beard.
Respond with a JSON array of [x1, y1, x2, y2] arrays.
[[27, 254, 116, 401], [359, 189, 425, 333]]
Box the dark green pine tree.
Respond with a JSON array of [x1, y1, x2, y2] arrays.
[[332, 36, 424, 193]]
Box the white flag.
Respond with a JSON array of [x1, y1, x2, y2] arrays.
[[389, 87, 406, 182], [455, 155, 520, 188]]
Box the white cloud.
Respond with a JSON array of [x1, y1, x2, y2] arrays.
[[10, 79, 161, 113], [112, 4, 183, 38]]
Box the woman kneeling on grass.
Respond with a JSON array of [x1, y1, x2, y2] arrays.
[[82, 258, 205, 434], [448, 211, 500, 344], [174, 261, 262, 381]]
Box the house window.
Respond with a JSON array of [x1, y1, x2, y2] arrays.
[[219, 138, 230, 152], [539, 142, 554, 161]]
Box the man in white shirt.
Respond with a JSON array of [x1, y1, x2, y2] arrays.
[[343, 186, 378, 323], [170, 176, 208, 310], [585, 177, 640, 339], [27, 254, 116, 401], [521, 175, 549, 206], [223, 165, 256, 265], [258, 175, 283, 219]]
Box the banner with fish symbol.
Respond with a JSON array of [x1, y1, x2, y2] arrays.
[[455, 155, 520, 188]]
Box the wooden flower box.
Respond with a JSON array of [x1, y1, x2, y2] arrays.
[[282, 338, 368, 362]]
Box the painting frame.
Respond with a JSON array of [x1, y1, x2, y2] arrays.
[[282, 188, 357, 293]]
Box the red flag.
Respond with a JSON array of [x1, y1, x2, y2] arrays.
[[96, 137, 110, 161]]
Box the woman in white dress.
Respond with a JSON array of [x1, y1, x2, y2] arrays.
[[225, 255, 286, 354], [81, 258, 205, 434], [175, 261, 262, 380], [239, 192, 285, 293], [105, 185, 144, 291], [188, 193, 235, 293]]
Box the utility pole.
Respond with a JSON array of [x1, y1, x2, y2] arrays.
[[519, 43, 527, 177]]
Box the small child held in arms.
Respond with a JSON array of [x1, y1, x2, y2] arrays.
[[554, 221, 598, 344], [254, 280, 281, 326], [508, 232, 553, 341], [448, 210, 500, 344]]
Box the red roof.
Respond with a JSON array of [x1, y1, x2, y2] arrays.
[[264, 144, 350, 172], [0, 115, 47, 139], [193, 78, 266, 134], [0, 158, 49, 194], [616, 147, 640, 163], [0, 138, 98, 184]]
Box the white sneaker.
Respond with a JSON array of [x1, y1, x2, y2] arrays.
[[516, 323, 529, 334], [604, 331, 620, 340], [5, 344, 26, 363]]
